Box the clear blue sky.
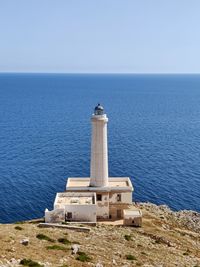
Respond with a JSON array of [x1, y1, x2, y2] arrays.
[[0, 0, 200, 73]]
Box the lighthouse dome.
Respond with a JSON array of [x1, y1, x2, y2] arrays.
[[94, 103, 104, 115]]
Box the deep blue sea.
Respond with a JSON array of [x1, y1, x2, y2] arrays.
[[0, 73, 200, 223]]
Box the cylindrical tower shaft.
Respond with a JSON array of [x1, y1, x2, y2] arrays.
[[90, 104, 109, 187]]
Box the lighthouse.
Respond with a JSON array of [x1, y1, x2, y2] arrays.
[[45, 104, 134, 223], [90, 104, 109, 187]]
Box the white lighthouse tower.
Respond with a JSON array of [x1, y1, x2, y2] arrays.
[[90, 104, 109, 187], [45, 104, 134, 223]]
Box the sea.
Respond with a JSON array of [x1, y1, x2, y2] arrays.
[[0, 73, 200, 223]]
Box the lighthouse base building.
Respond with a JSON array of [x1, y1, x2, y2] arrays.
[[45, 104, 134, 223]]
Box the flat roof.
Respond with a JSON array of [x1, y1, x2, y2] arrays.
[[109, 180, 129, 187], [54, 192, 96, 209], [66, 177, 133, 192], [68, 179, 90, 187], [123, 209, 142, 217]]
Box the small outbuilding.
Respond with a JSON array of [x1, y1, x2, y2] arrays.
[[123, 209, 142, 227], [45, 192, 97, 223]]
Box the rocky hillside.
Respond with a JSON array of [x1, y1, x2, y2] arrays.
[[0, 203, 200, 267]]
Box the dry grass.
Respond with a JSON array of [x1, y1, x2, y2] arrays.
[[0, 204, 200, 267]]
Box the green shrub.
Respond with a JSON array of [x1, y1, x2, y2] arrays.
[[124, 234, 131, 241], [15, 226, 23, 230], [15, 221, 25, 224], [46, 245, 68, 251], [58, 238, 71, 245], [20, 258, 43, 267], [126, 254, 137, 260], [76, 251, 91, 262], [29, 219, 44, 224], [36, 234, 54, 242]]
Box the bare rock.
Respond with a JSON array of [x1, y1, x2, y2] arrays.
[[71, 244, 80, 254], [112, 259, 117, 265], [20, 238, 29, 246]]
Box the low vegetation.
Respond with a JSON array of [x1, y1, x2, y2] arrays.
[[36, 234, 54, 242], [20, 258, 43, 267], [15, 226, 23, 230], [46, 245, 68, 251], [126, 254, 137, 260], [15, 221, 25, 224], [76, 251, 92, 262], [124, 234, 131, 241], [29, 219, 44, 224], [58, 237, 71, 245]]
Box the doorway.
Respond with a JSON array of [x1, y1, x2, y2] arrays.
[[117, 209, 121, 219], [66, 212, 72, 221]]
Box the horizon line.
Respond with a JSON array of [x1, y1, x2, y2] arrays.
[[1, 71, 200, 75]]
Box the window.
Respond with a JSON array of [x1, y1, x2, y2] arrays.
[[66, 212, 72, 220], [97, 194, 102, 201], [117, 194, 121, 202]]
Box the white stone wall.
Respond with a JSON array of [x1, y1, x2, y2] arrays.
[[96, 193, 109, 219], [109, 192, 132, 204], [45, 204, 96, 223], [45, 208, 65, 223], [65, 204, 96, 222], [123, 216, 142, 227]]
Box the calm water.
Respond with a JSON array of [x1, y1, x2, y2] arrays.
[[0, 73, 200, 223]]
